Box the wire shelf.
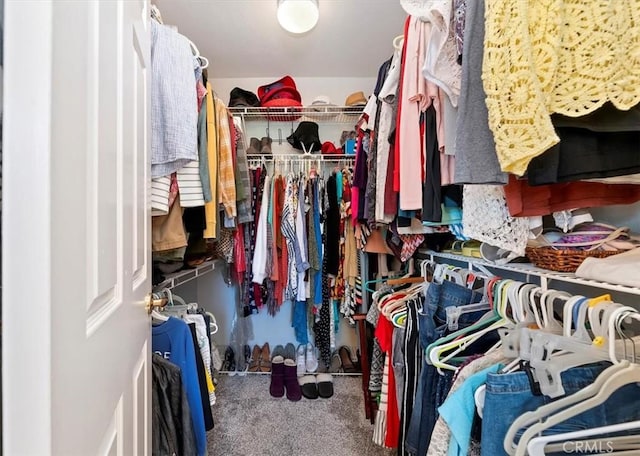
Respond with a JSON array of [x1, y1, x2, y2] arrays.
[[153, 259, 220, 291], [421, 250, 640, 296], [229, 106, 364, 124]]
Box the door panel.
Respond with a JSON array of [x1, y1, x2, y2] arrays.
[[132, 1, 150, 291], [3, 1, 151, 455]]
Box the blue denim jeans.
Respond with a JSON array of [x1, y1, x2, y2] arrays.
[[481, 363, 640, 456], [405, 280, 485, 455]]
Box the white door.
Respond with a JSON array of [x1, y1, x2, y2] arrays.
[[3, 0, 152, 455]]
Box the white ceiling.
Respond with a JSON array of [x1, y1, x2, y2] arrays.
[[153, 0, 407, 78]]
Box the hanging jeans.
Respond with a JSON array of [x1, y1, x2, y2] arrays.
[[481, 362, 640, 456], [405, 280, 486, 456]]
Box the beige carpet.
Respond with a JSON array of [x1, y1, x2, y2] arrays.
[[207, 375, 394, 456]]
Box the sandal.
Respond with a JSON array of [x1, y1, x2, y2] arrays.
[[461, 240, 482, 258]]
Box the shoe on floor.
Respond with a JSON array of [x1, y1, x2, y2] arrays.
[[338, 346, 358, 373], [244, 344, 251, 365], [284, 343, 296, 363], [260, 342, 271, 373], [305, 343, 318, 373], [222, 346, 236, 376], [329, 350, 342, 374], [271, 344, 285, 361], [317, 373, 334, 399], [298, 375, 319, 399], [296, 344, 306, 377], [248, 345, 261, 373], [269, 355, 285, 398], [283, 359, 302, 401]]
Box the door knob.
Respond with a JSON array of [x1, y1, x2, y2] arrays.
[[145, 294, 167, 315]]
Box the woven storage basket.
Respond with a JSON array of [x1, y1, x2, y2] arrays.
[[525, 246, 621, 273]]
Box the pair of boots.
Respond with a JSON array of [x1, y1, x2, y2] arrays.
[[269, 350, 302, 401], [247, 137, 272, 156]]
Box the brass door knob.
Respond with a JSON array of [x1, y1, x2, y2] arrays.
[[145, 294, 167, 315]]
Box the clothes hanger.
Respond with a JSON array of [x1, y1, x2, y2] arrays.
[[430, 309, 505, 371], [185, 37, 208, 69], [523, 302, 631, 396], [364, 262, 410, 293], [445, 301, 493, 332], [514, 361, 640, 456], [392, 34, 404, 51], [504, 361, 630, 455], [526, 421, 640, 456], [607, 307, 640, 364], [427, 279, 515, 371], [499, 283, 538, 362], [151, 308, 169, 322], [562, 295, 588, 338], [158, 290, 190, 317], [538, 290, 570, 333], [505, 308, 640, 454], [383, 282, 426, 324], [499, 285, 574, 376]]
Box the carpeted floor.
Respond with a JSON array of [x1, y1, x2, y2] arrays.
[[207, 375, 394, 456]]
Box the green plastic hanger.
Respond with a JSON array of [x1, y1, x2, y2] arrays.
[[425, 279, 514, 371]]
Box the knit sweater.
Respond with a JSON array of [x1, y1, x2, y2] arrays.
[[482, 0, 640, 176]]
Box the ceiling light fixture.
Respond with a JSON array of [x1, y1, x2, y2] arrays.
[[277, 0, 319, 34]]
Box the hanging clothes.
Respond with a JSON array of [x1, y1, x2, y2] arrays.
[[150, 21, 198, 178], [152, 317, 207, 456], [152, 354, 197, 456]]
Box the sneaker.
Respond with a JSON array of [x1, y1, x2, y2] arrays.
[[296, 344, 306, 377], [305, 343, 318, 373]]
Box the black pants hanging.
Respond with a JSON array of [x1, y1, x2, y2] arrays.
[[422, 106, 442, 223]]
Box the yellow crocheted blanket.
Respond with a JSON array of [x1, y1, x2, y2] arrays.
[[482, 0, 640, 176]]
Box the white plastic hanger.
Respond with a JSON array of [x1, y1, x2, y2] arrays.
[[499, 283, 539, 360], [393, 34, 404, 50], [151, 309, 169, 322], [526, 302, 637, 397], [186, 37, 209, 69], [562, 295, 587, 338], [504, 362, 629, 455], [607, 308, 640, 364], [538, 289, 569, 333], [526, 420, 640, 455], [206, 311, 219, 335], [505, 306, 640, 454], [514, 361, 640, 456]]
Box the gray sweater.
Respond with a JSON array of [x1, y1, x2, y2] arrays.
[[453, 0, 508, 185]]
